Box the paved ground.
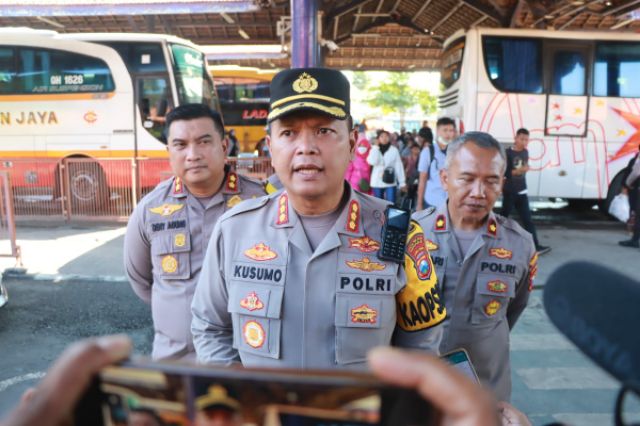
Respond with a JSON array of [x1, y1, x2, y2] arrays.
[[0, 204, 639, 424]]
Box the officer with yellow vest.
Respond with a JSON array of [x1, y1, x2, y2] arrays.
[[124, 104, 266, 360], [191, 68, 445, 369], [412, 132, 536, 401]]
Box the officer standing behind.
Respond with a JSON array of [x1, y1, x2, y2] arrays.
[[124, 104, 266, 360], [192, 68, 445, 369], [413, 132, 536, 402]]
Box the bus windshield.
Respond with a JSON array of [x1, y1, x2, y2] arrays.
[[170, 44, 216, 109]]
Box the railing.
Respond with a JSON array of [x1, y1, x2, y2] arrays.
[[0, 157, 274, 222], [0, 171, 21, 266]]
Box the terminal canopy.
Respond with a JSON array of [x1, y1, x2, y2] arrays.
[[0, 0, 639, 70]]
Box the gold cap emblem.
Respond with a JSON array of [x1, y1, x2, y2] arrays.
[[292, 72, 318, 93]]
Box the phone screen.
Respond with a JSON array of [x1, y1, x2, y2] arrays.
[[442, 350, 480, 384], [78, 361, 436, 426], [386, 208, 410, 231]]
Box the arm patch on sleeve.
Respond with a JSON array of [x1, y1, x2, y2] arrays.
[[528, 252, 539, 292], [396, 220, 446, 331]]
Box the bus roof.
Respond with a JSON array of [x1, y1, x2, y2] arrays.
[[59, 32, 201, 49], [444, 27, 640, 48]]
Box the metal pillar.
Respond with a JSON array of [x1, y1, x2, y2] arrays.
[[290, 0, 319, 68]]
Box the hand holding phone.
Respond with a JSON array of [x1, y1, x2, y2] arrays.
[[378, 206, 411, 264]]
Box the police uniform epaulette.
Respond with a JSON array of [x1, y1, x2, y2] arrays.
[[411, 206, 436, 221], [496, 214, 531, 238], [237, 173, 265, 188], [218, 194, 270, 223]]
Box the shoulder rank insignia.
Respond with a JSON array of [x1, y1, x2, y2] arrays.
[[435, 214, 447, 231], [489, 247, 512, 259], [487, 218, 498, 237], [161, 255, 178, 273], [226, 195, 243, 209], [487, 280, 508, 293], [243, 320, 265, 348], [348, 236, 380, 253], [346, 257, 386, 272], [150, 203, 184, 217], [276, 193, 289, 225], [345, 200, 360, 233], [485, 299, 501, 316], [425, 238, 439, 251], [244, 243, 278, 261], [173, 177, 185, 195], [292, 72, 318, 93], [225, 172, 239, 192], [528, 252, 539, 292], [351, 304, 378, 324], [240, 291, 265, 312], [396, 220, 446, 332]]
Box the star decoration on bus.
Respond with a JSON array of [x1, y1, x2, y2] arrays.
[[574, 108, 583, 115], [554, 115, 563, 121], [609, 108, 640, 163], [552, 103, 560, 110], [618, 129, 627, 137]]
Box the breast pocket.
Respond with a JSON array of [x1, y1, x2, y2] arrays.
[[228, 282, 284, 359], [471, 273, 516, 325], [151, 232, 191, 280], [334, 293, 394, 365]]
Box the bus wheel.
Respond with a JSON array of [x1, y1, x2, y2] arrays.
[[599, 172, 625, 215], [67, 162, 109, 212]]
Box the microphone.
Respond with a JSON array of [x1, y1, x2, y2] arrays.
[[543, 261, 640, 394]]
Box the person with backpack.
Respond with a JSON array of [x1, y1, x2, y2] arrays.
[[416, 117, 456, 210]]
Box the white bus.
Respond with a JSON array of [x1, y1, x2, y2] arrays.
[[439, 27, 640, 209], [0, 28, 217, 207]]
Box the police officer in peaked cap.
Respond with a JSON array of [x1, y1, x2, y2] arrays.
[[191, 68, 446, 369], [124, 103, 266, 361]]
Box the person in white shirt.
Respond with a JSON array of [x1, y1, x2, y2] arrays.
[[367, 130, 406, 203]]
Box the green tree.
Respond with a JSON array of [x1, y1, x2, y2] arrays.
[[352, 71, 369, 91], [365, 72, 435, 127]]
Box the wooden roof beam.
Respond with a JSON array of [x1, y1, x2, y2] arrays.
[[326, 0, 372, 20], [462, 0, 504, 24], [432, 2, 464, 31]]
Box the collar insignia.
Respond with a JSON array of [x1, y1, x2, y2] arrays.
[[240, 291, 265, 312], [487, 218, 498, 237], [435, 214, 447, 231], [345, 257, 386, 272], [276, 193, 289, 225], [244, 243, 278, 261], [351, 304, 378, 324], [346, 200, 360, 233], [292, 72, 318, 93], [489, 247, 512, 259], [225, 172, 239, 192], [149, 203, 184, 217], [348, 236, 380, 253], [173, 177, 184, 195]]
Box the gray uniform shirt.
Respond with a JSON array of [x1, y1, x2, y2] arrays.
[[413, 204, 536, 401], [124, 171, 266, 360], [192, 184, 445, 369]]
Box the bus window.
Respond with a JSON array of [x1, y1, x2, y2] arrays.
[[482, 37, 543, 94], [100, 42, 167, 75], [170, 44, 217, 109], [594, 42, 640, 98], [16, 48, 114, 94], [138, 77, 171, 139], [0, 47, 15, 93], [551, 50, 586, 96], [441, 37, 465, 90]]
